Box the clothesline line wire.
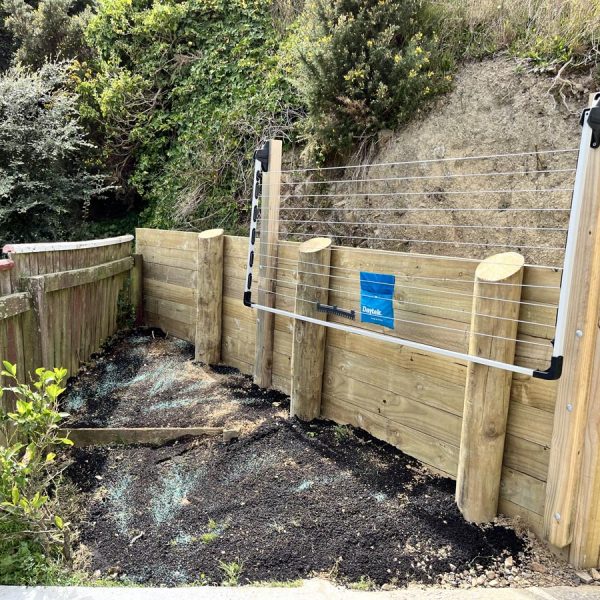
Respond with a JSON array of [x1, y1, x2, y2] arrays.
[[253, 238, 564, 270], [280, 188, 574, 201], [257, 288, 550, 348], [254, 261, 560, 309], [279, 167, 577, 187], [258, 230, 566, 252], [275, 147, 579, 174], [257, 274, 555, 329], [271, 219, 568, 232], [256, 253, 561, 289], [276, 207, 571, 213]]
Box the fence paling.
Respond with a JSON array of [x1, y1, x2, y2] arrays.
[[1, 237, 135, 378]]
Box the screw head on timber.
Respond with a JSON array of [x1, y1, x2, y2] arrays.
[[554, 512, 561, 522], [567, 403, 574, 412], [576, 330, 583, 338]]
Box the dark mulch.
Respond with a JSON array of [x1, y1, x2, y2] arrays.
[[61, 327, 288, 430], [63, 330, 526, 587]]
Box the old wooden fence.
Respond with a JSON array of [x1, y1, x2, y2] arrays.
[[137, 224, 600, 570], [0, 235, 140, 400]]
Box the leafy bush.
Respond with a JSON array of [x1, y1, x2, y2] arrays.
[[0, 362, 73, 584], [2, 0, 93, 69], [83, 0, 298, 232], [288, 0, 452, 159], [0, 62, 109, 247]]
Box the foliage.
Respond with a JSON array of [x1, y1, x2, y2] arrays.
[[82, 0, 298, 232], [0, 62, 110, 247], [0, 362, 73, 584], [333, 424, 352, 443], [286, 0, 453, 160], [440, 0, 600, 70], [2, 0, 93, 69], [218, 559, 244, 586]]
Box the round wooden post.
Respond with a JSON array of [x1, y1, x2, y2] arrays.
[[195, 229, 224, 365], [290, 237, 332, 421], [456, 251, 524, 523]]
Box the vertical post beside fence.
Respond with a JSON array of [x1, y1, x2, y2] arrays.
[[456, 252, 524, 523], [195, 229, 224, 365], [544, 93, 600, 564], [131, 254, 144, 326], [290, 238, 332, 421], [28, 277, 51, 370], [254, 139, 283, 388]]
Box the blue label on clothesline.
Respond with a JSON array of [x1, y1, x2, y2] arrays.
[[360, 272, 395, 330]]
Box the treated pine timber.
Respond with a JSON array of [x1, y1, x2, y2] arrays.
[[570, 314, 600, 567], [254, 139, 283, 389], [456, 252, 524, 523], [131, 254, 144, 325], [59, 427, 238, 446], [290, 238, 331, 421], [195, 229, 224, 365], [544, 94, 600, 553]]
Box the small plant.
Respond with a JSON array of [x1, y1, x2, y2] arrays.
[[333, 424, 353, 443], [200, 517, 226, 544], [200, 531, 219, 544], [0, 362, 74, 584], [218, 559, 244, 586], [350, 575, 376, 591]]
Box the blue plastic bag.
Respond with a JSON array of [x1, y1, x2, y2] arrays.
[[360, 271, 395, 329]]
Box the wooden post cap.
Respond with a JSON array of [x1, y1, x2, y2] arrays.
[[198, 228, 224, 239], [299, 237, 332, 254], [475, 252, 525, 282]]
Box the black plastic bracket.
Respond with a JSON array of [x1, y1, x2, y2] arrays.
[[581, 94, 600, 149], [243, 290, 252, 307], [317, 303, 356, 320], [533, 355, 563, 380], [254, 141, 270, 172]]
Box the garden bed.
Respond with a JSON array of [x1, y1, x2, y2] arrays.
[[62, 329, 577, 588]]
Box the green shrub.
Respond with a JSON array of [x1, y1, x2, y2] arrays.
[[83, 0, 298, 232], [0, 62, 110, 247], [288, 0, 452, 160], [2, 0, 93, 69], [0, 362, 73, 584]]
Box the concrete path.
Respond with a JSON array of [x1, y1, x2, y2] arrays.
[[2, 580, 600, 600]]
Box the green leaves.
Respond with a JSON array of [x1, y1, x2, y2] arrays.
[[84, 0, 297, 234], [0, 63, 109, 249], [2, 361, 17, 378], [290, 0, 453, 159], [0, 362, 72, 578]]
